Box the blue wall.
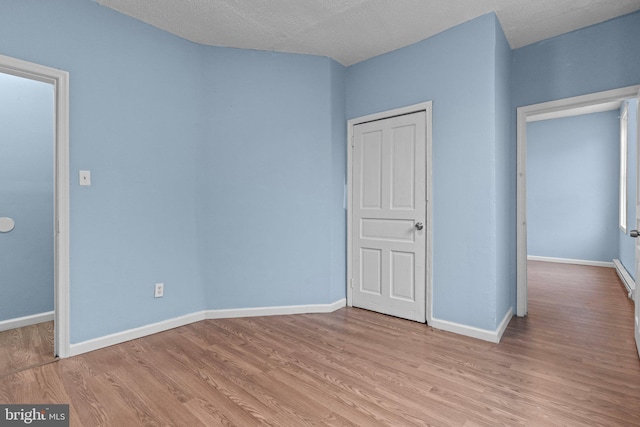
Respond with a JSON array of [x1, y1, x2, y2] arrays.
[[527, 111, 620, 262], [512, 11, 640, 109], [1, 0, 207, 342], [2, 0, 638, 345], [620, 99, 639, 278], [347, 13, 513, 331], [0, 73, 54, 322], [199, 47, 346, 309], [329, 61, 347, 302], [0, 0, 346, 343], [494, 17, 515, 325], [513, 10, 640, 278]]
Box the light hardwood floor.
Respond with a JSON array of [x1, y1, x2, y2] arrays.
[[1, 262, 639, 426], [0, 321, 55, 378]]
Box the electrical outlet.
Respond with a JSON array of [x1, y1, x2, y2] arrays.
[[154, 283, 164, 298]]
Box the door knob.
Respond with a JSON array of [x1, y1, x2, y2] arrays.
[[631, 230, 639, 238], [415, 222, 424, 231]]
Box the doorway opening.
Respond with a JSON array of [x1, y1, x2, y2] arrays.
[[0, 54, 70, 364], [516, 85, 640, 316]]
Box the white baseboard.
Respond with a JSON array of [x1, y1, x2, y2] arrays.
[[613, 259, 635, 299], [69, 299, 347, 357], [0, 311, 54, 332], [527, 255, 614, 268], [495, 307, 514, 342], [69, 311, 206, 357], [205, 298, 346, 319], [429, 307, 513, 344]]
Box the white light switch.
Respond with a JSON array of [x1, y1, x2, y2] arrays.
[[79, 170, 91, 186]]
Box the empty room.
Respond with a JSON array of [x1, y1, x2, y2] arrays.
[[1, 0, 639, 425]]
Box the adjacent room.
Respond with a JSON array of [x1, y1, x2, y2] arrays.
[[526, 98, 639, 287], [0, 72, 55, 374], [1, 0, 639, 424]]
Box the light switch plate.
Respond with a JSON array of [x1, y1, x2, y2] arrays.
[[79, 170, 91, 186], [155, 283, 164, 298]]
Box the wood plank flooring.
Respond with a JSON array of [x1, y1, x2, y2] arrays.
[[0, 321, 55, 378], [1, 261, 639, 426]]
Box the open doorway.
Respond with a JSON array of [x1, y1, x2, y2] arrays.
[[0, 71, 55, 375], [517, 85, 640, 316], [0, 54, 70, 370], [527, 108, 621, 266]]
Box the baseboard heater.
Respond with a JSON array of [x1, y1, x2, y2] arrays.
[[613, 259, 635, 300]]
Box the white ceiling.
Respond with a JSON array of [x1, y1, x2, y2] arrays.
[[96, 0, 640, 66]]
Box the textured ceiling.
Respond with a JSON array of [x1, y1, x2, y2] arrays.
[[96, 0, 640, 66]]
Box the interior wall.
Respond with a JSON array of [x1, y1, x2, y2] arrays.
[[0, 0, 346, 343], [329, 61, 347, 302], [512, 9, 640, 289], [619, 99, 639, 278], [493, 16, 515, 325], [199, 47, 346, 309], [526, 111, 620, 262], [512, 11, 640, 110], [0, 0, 206, 343], [346, 13, 511, 331], [2, 0, 638, 347], [0, 72, 54, 322]]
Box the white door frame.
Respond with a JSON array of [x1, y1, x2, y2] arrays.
[[0, 54, 70, 358], [347, 101, 433, 323], [516, 85, 640, 317], [635, 96, 640, 359]]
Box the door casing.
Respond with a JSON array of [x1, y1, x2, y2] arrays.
[[0, 54, 70, 358], [347, 101, 433, 324], [634, 95, 640, 359]]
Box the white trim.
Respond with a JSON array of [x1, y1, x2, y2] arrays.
[[346, 101, 433, 324], [0, 54, 70, 358], [517, 107, 528, 317], [425, 106, 433, 324], [517, 85, 640, 317], [69, 311, 206, 356], [636, 91, 640, 359], [345, 115, 357, 308], [205, 299, 346, 319], [495, 307, 514, 342], [430, 307, 513, 344], [0, 311, 54, 333], [527, 255, 614, 268], [527, 100, 623, 122], [613, 259, 635, 299], [68, 299, 346, 357], [620, 102, 629, 233]]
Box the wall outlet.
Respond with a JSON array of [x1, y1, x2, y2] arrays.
[[154, 283, 164, 298]]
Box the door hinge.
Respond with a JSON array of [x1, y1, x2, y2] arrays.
[[350, 278, 354, 288], [351, 136, 355, 148]]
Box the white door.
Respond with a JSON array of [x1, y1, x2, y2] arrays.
[[635, 99, 640, 359], [352, 111, 426, 322], [635, 215, 640, 358]]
